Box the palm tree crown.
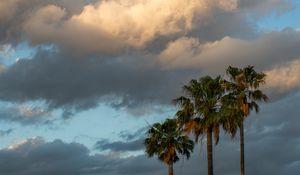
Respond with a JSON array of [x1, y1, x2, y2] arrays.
[[174, 76, 224, 144], [225, 66, 268, 115], [144, 118, 194, 175], [174, 76, 225, 175]]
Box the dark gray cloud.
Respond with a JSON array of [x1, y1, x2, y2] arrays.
[[0, 0, 298, 174], [0, 49, 197, 116], [118, 127, 147, 141], [93, 94, 300, 175], [2, 95, 300, 175], [0, 105, 52, 125], [81, 93, 300, 174], [1, 29, 300, 116], [0, 0, 297, 116], [95, 127, 147, 152], [0, 30, 298, 120], [95, 138, 144, 152], [239, 0, 292, 16], [0, 137, 165, 175]]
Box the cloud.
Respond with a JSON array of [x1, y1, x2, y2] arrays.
[[0, 49, 197, 115], [238, 0, 292, 16], [119, 127, 147, 141], [0, 0, 297, 117], [0, 1, 298, 174], [266, 59, 300, 96], [0, 29, 300, 116], [19, 0, 241, 55], [0, 0, 292, 54], [159, 29, 300, 72], [0, 104, 52, 125], [0, 137, 165, 175], [3, 0, 288, 55], [22, 4, 125, 56], [0, 0, 95, 45], [95, 138, 144, 152], [241, 93, 300, 174], [95, 127, 147, 152], [2, 98, 300, 175], [0, 44, 15, 58], [71, 0, 239, 46], [0, 129, 13, 137]]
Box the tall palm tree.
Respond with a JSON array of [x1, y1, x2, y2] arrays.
[[174, 76, 224, 175], [225, 66, 268, 175], [144, 118, 194, 175], [219, 92, 244, 139]]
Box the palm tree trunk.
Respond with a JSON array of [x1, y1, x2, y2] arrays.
[[207, 127, 213, 175], [168, 162, 174, 175], [240, 121, 245, 175]]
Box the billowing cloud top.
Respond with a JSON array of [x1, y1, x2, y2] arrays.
[[0, 0, 298, 116], [0, 0, 299, 175]]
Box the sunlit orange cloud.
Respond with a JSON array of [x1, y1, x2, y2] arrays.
[[21, 0, 238, 54], [72, 0, 238, 46], [266, 59, 300, 92]]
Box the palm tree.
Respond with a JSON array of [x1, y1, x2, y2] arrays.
[[144, 118, 194, 175], [225, 66, 268, 175], [174, 76, 224, 175], [219, 92, 243, 139]]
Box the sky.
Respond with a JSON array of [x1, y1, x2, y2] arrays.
[[0, 0, 299, 174]]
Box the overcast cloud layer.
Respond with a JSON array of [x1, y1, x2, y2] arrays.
[[0, 0, 299, 174]]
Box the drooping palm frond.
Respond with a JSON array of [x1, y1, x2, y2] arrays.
[[144, 119, 194, 166], [226, 65, 268, 117], [174, 76, 224, 144], [225, 65, 268, 175]]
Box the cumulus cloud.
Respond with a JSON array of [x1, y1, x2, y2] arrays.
[[0, 0, 298, 174], [23, 4, 125, 56], [0, 0, 292, 51], [266, 59, 300, 94], [0, 0, 95, 45], [0, 30, 300, 116], [159, 29, 300, 72], [0, 0, 297, 116], [71, 0, 239, 46], [19, 0, 241, 55], [0, 137, 165, 175]]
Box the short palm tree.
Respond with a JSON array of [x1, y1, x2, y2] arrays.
[[174, 76, 224, 175], [144, 118, 194, 175], [225, 66, 268, 175]]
